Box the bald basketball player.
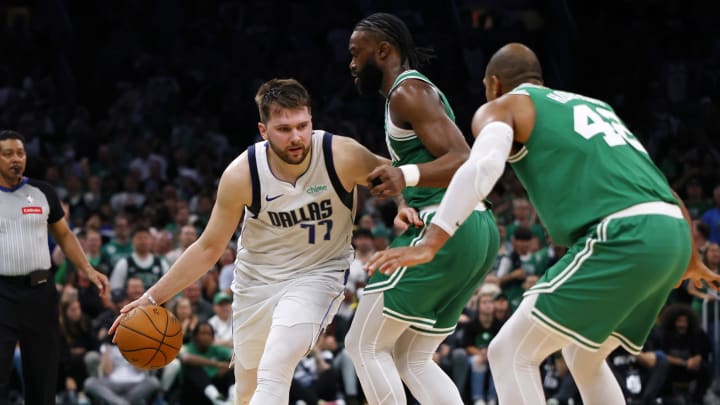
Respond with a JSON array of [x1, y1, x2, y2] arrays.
[[366, 43, 720, 404]]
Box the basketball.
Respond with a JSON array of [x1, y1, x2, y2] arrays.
[[114, 305, 183, 370]]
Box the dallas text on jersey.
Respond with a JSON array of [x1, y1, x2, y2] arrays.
[[267, 199, 332, 228]]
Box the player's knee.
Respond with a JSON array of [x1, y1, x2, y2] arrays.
[[344, 327, 361, 360], [487, 337, 508, 370], [393, 352, 413, 380]]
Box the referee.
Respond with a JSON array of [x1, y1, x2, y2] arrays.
[[0, 130, 110, 404]]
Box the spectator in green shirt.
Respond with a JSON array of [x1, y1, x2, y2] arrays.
[[180, 322, 233, 405]]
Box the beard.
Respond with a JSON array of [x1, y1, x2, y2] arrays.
[[354, 60, 383, 96], [269, 141, 310, 165]]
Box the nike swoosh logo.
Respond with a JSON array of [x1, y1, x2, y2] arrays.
[[265, 194, 283, 202]]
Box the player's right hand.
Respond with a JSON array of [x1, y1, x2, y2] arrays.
[[675, 259, 720, 290], [365, 245, 435, 276], [107, 294, 155, 341], [366, 165, 405, 197], [394, 206, 423, 232]]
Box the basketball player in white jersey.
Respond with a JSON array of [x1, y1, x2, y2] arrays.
[[110, 78, 390, 405]]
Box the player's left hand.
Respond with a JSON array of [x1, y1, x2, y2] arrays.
[[365, 245, 435, 276], [367, 165, 405, 197], [108, 294, 155, 341], [675, 259, 720, 290]]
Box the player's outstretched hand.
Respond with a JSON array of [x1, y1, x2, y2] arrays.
[[108, 294, 156, 341], [367, 165, 405, 197], [394, 206, 423, 232], [676, 260, 720, 290], [365, 245, 435, 277]]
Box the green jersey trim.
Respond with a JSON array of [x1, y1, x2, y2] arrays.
[[382, 307, 435, 326], [409, 324, 457, 335], [610, 332, 642, 354], [363, 212, 429, 292], [531, 307, 603, 351]]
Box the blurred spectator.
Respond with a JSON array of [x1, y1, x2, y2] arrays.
[[608, 343, 669, 405], [694, 221, 712, 258], [92, 289, 127, 345], [110, 227, 169, 290], [124, 277, 145, 302], [208, 292, 233, 349], [83, 176, 105, 214], [290, 334, 340, 404], [166, 225, 198, 266], [57, 297, 98, 402], [217, 246, 236, 293], [152, 228, 174, 261], [493, 293, 512, 325], [169, 296, 199, 344], [462, 284, 502, 405], [701, 186, 720, 244], [496, 226, 543, 310], [102, 215, 133, 267], [505, 198, 545, 247], [685, 179, 712, 220], [653, 304, 711, 404], [110, 175, 146, 214], [347, 228, 375, 300], [182, 281, 214, 322], [541, 353, 578, 405], [84, 340, 161, 405], [179, 322, 233, 405]]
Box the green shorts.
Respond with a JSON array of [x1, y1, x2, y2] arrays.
[[525, 212, 691, 353], [364, 208, 499, 335]]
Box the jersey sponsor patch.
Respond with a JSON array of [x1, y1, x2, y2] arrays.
[[22, 206, 43, 215]]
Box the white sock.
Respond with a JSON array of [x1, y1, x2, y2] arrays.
[[204, 384, 222, 401], [227, 384, 236, 404]]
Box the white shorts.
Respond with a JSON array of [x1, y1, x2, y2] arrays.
[[230, 270, 346, 369]]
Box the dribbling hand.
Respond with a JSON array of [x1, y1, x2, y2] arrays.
[[108, 293, 157, 342]]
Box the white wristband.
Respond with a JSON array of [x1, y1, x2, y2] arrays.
[[399, 164, 420, 187], [143, 291, 158, 306]]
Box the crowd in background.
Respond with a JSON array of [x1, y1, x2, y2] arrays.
[[1, 0, 720, 404]]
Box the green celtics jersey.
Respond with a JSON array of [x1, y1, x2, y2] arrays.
[[385, 70, 454, 208], [508, 84, 676, 247]]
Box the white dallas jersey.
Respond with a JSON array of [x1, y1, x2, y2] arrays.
[[235, 131, 356, 283]]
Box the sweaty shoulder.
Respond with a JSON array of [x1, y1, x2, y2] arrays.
[[219, 151, 253, 207], [389, 79, 444, 126], [472, 94, 536, 145], [330, 134, 379, 190]]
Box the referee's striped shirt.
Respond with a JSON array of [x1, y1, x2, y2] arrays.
[[0, 177, 63, 276]]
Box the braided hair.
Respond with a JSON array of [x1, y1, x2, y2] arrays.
[[354, 13, 434, 69]]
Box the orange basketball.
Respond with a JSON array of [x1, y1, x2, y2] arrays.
[[115, 305, 183, 370]]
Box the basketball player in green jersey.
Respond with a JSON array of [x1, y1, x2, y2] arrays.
[[366, 43, 720, 404], [345, 13, 499, 404]]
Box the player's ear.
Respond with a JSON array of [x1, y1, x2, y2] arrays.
[[377, 41, 391, 59], [258, 122, 268, 140], [488, 75, 500, 98]]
